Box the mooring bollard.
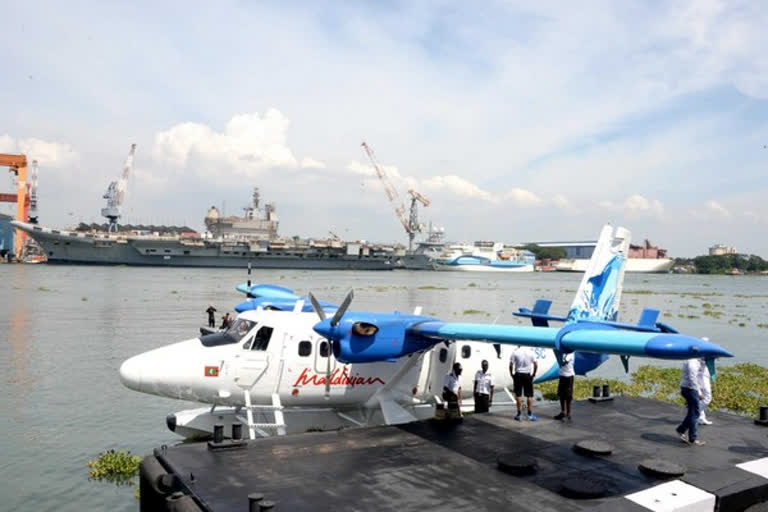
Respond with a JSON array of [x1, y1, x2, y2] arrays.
[[248, 492, 264, 512], [213, 424, 224, 444], [232, 423, 242, 440], [756, 405, 768, 426], [592, 385, 601, 398], [602, 384, 610, 398], [259, 500, 276, 511]]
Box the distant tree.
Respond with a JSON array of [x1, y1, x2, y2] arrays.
[[522, 244, 567, 260]]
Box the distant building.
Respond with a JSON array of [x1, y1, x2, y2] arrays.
[[709, 244, 737, 256]]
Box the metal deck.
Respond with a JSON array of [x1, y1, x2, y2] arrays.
[[143, 396, 768, 511]]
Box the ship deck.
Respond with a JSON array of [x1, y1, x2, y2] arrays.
[[142, 396, 768, 511]]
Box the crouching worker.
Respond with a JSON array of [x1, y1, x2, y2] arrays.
[[443, 363, 463, 418]]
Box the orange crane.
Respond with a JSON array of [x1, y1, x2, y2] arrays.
[[360, 141, 430, 251], [0, 153, 29, 260]]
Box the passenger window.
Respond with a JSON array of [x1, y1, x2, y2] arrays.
[[251, 326, 274, 351], [461, 345, 471, 359], [319, 341, 330, 358], [298, 341, 312, 357], [439, 348, 448, 363]]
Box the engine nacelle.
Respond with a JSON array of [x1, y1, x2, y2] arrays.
[[315, 313, 438, 364]]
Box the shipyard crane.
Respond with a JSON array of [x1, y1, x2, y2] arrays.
[[0, 153, 29, 260], [101, 144, 136, 232], [360, 141, 430, 251]]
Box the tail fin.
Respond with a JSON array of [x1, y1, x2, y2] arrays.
[[567, 225, 631, 323]]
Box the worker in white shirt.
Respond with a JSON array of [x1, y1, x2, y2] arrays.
[[473, 360, 495, 413], [442, 362, 463, 415], [509, 346, 538, 421], [676, 358, 705, 445], [553, 352, 574, 422], [698, 356, 713, 425]]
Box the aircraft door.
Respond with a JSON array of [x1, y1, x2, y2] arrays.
[[233, 325, 273, 389], [425, 343, 456, 399], [313, 337, 336, 376]]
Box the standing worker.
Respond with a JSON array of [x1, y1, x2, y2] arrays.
[[474, 360, 494, 413], [220, 312, 232, 330], [443, 362, 463, 417], [698, 356, 713, 425], [205, 305, 217, 328], [553, 352, 574, 422], [509, 346, 538, 421], [676, 357, 705, 445]]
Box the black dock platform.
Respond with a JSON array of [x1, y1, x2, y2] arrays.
[[141, 397, 768, 511]]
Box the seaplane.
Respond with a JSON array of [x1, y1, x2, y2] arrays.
[[119, 225, 733, 439]]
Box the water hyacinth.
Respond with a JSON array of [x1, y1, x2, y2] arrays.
[[87, 450, 142, 484], [538, 364, 768, 415]]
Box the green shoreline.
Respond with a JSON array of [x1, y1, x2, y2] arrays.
[[538, 363, 767, 416]]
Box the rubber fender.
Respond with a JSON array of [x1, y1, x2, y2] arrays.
[[140, 456, 171, 512], [166, 492, 204, 512]]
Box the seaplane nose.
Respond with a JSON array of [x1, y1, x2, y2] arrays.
[[119, 355, 143, 391], [313, 320, 333, 339]]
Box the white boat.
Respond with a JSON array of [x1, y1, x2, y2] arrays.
[[433, 241, 535, 272]]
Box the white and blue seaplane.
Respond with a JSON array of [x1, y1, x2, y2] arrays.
[[119, 225, 732, 439]]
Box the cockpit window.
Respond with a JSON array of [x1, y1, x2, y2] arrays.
[[227, 318, 256, 340], [251, 326, 274, 351]]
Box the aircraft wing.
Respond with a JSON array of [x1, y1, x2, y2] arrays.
[[407, 321, 732, 360]]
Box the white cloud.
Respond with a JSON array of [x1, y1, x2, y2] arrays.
[[551, 194, 573, 210], [421, 175, 496, 202], [0, 134, 78, 168], [706, 200, 731, 218], [503, 188, 542, 206], [152, 110, 308, 177], [300, 157, 326, 169], [624, 194, 664, 216]]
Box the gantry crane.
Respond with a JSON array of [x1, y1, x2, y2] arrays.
[[28, 160, 39, 224], [360, 141, 430, 251], [101, 144, 136, 232], [0, 153, 29, 260]]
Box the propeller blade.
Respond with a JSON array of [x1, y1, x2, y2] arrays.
[[330, 289, 354, 327], [324, 340, 332, 399], [308, 292, 326, 321]]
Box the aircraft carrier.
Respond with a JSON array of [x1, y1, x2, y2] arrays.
[[13, 188, 436, 270]]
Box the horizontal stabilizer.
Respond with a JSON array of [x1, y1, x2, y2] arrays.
[[514, 299, 568, 327]]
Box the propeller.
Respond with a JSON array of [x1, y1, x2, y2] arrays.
[[308, 289, 354, 398]]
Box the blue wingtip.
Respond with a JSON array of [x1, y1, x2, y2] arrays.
[[645, 334, 733, 359]]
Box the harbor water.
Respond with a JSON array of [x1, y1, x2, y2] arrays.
[[0, 265, 766, 511]]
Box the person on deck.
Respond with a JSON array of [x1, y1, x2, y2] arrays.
[[205, 305, 217, 328], [676, 358, 705, 446], [509, 346, 538, 421], [474, 360, 494, 413], [220, 312, 232, 330], [553, 352, 574, 422]]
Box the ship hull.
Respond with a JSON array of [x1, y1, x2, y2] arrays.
[[434, 263, 534, 272], [13, 223, 394, 270], [555, 258, 673, 273]]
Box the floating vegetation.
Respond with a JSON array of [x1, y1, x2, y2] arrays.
[[739, 322, 747, 327], [681, 304, 698, 309], [685, 314, 700, 319], [539, 364, 768, 415], [88, 450, 141, 484], [467, 282, 477, 288], [757, 323, 768, 329], [462, 309, 484, 315], [417, 285, 448, 290], [702, 310, 723, 319], [170, 290, 178, 294], [625, 289, 654, 295], [37, 286, 51, 292], [702, 303, 711, 308]]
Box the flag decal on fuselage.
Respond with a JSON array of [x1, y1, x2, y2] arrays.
[[204, 366, 219, 377]]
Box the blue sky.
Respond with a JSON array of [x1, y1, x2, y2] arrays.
[[1, 0, 767, 256]]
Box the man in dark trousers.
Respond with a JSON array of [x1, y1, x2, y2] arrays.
[[205, 305, 217, 328], [443, 362, 463, 416], [473, 360, 494, 413]]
